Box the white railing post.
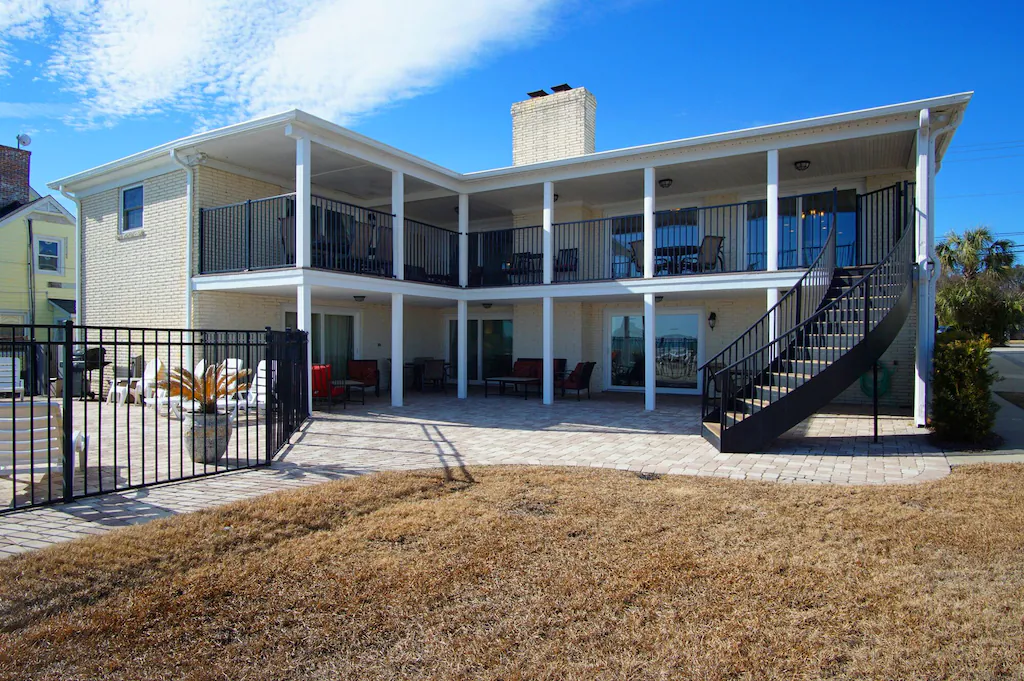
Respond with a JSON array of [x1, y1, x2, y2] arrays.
[[391, 292, 404, 406], [393, 171, 405, 280], [458, 193, 469, 288], [644, 293, 656, 411], [643, 168, 655, 278], [914, 109, 932, 427], [295, 137, 311, 269], [457, 299, 468, 399], [543, 182, 554, 284]]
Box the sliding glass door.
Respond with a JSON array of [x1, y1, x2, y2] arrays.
[[607, 308, 702, 394], [447, 317, 513, 382], [285, 311, 355, 378]]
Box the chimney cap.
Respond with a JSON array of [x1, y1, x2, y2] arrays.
[[550, 83, 572, 92], [526, 89, 549, 98]]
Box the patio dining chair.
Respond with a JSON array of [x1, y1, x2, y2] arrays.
[[554, 248, 579, 282], [681, 235, 725, 273], [556, 361, 597, 400], [421, 359, 447, 393]]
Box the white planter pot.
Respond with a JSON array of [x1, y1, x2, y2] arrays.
[[183, 412, 234, 464]]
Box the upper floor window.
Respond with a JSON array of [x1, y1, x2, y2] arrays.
[[35, 237, 62, 274], [122, 185, 144, 232]]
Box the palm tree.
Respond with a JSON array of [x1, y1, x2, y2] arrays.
[[936, 227, 1015, 280]]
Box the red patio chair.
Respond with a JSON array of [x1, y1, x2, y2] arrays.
[[312, 364, 345, 410], [556, 362, 597, 400]]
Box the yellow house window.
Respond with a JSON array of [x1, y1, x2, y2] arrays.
[[35, 237, 62, 274]]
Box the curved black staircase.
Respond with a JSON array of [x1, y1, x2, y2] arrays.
[[700, 183, 915, 453]]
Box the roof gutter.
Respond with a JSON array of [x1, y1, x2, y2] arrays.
[[169, 149, 195, 331], [57, 185, 81, 332]]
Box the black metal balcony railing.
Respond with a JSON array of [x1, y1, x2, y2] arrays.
[[199, 193, 297, 274], [309, 196, 395, 277], [404, 219, 459, 285], [468, 225, 543, 287]]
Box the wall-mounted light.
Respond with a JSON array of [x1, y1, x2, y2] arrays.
[[482, 302, 492, 309], [553, 193, 559, 202], [353, 295, 365, 302], [655, 295, 664, 303], [658, 178, 673, 189], [453, 206, 459, 214], [794, 160, 811, 172], [707, 312, 717, 329]]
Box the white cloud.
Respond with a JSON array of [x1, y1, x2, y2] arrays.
[[0, 0, 558, 128]]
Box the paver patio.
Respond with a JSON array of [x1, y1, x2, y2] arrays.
[[0, 391, 951, 556]]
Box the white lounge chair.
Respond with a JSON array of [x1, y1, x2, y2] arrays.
[[237, 360, 268, 412], [0, 357, 24, 398], [132, 358, 166, 405], [0, 402, 88, 481]]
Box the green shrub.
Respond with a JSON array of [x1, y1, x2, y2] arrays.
[[931, 334, 999, 443]]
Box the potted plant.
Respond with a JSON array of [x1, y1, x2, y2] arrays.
[[164, 364, 250, 464]]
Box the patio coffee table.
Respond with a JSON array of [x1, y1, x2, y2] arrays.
[[332, 379, 366, 405], [484, 376, 540, 399]]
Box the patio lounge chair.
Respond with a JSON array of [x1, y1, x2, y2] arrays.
[[0, 357, 25, 398], [0, 402, 88, 481], [556, 361, 597, 400], [133, 358, 166, 405], [235, 360, 269, 412], [312, 364, 345, 410], [554, 248, 579, 282], [680, 235, 725, 273], [421, 359, 447, 393], [347, 359, 380, 397]]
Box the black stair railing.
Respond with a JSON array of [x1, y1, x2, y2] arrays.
[[700, 189, 839, 422], [704, 183, 914, 435]]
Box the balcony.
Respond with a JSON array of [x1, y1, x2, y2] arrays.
[[198, 194, 460, 285]]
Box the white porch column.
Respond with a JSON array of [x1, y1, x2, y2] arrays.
[[457, 300, 468, 399], [391, 292, 404, 407], [295, 137, 312, 269], [297, 283, 313, 414], [643, 168, 655, 278], [766, 149, 779, 272], [458, 193, 469, 288], [542, 182, 554, 284], [914, 109, 933, 427], [542, 296, 554, 404], [393, 171, 405, 280], [766, 288, 780, 351], [644, 293, 656, 411]]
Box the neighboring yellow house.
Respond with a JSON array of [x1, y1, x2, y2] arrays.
[[0, 189, 77, 338]]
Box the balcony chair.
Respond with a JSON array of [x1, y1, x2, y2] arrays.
[[681, 235, 725, 273], [554, 248, 579, 282], [311, 363, 345, 411], [556, 361, 597, 400], [508, 252, 541, 284], [347, 359, 380, 397], [279, 216, 296, 265]]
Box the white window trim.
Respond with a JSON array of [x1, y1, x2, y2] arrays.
[[120, 184, 145, 234], [602, 304, 705, 396], [281, 305, 363, 362], [33, 235, 65, 276]]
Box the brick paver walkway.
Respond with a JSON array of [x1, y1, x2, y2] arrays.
[[0, 392, 950, 557]]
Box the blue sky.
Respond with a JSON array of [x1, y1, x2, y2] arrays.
[[1, 0, 1020, 240]]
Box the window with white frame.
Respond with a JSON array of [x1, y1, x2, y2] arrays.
[[35, 237, 62, 274], [121, 185, 144, 231]]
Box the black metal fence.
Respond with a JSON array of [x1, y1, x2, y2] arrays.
[[404, 219, 459, 285], [468, 226, 543, 286], [0, 322, 308, 513]]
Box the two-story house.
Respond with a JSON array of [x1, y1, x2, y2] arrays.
[[0, 144, 77, 340], [49, 88, 970, 452]]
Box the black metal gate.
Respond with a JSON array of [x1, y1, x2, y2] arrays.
[[0, 322, 309, 512]]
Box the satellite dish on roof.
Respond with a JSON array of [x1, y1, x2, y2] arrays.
[[16, 134, 31, 149]]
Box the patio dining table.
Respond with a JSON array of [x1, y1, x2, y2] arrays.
[[483, 376, 541, 399], [654, 245, 700, 273]]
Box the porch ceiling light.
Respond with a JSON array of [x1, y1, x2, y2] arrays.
[[708, 312, 717, 329], [794, 160, 811, 172], [353, 295, 365, 302], [482, 303, 493, 309], [658, 178, 673, 189], [655, 295, 664, 303]]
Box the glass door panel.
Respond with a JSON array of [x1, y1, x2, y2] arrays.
[[447, 319, 481, 381], [481, 320, 513, 378], [654, 314, 699, 389], [610, 315, 645, 387], [323, 314, 353, 379]]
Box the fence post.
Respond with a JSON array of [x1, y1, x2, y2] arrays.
[[265, 326, 273, 463], [245, 200, 253, 271], [62, 319, 74, 502]]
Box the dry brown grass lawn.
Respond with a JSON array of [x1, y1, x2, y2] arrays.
[[1, 464, 1023, 680]]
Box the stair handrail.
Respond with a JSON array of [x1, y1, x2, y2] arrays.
[[709, 182, 914, 430], [699, 188, 840, 421]]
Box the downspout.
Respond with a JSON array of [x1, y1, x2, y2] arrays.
[[26, 218, 35, 326], [57, 186, 81, 333], [169, 149, 194, 331]]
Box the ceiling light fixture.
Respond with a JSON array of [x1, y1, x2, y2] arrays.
[[482, 303, 493, 309], [655, 295, 664, 303], [353, 295, 365, 302], [658, 178, 673, 189], [794, 160, 811, 172]]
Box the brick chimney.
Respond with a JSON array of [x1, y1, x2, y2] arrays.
[[511, 85, 596, 166], [0, 144, 31, 214]]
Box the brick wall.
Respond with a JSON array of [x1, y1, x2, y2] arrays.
[[80, 170, 188, 328], [511, 88, 596, 166], [0, 145, 30, 212]]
